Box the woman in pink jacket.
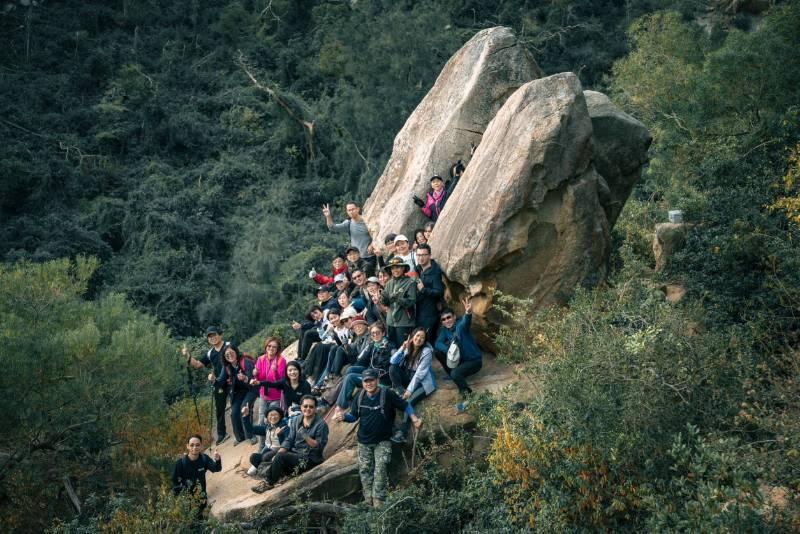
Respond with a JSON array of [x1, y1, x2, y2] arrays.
[[413, 175, 448, 222], [250, 337, 287, 432]]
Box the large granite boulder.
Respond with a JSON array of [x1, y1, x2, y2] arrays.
[[584, 90, 652, 226], [362, 26, 542, 243], [430, 73, 611, 333]]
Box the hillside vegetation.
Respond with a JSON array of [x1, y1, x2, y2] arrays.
[[1, 0, 799, 532]]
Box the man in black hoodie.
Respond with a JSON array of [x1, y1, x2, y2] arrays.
[[414, 244, 444, 339], [171, 434, 222, 515]]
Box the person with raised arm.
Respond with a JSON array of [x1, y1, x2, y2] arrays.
[[182, 326, 231, 444], [435, 296, 483, 396], [333, 368, 422, 507], [171, 434, 221, 516], [322, 201, 372, 258]]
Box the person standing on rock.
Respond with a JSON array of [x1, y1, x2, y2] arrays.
[[182, 326, 231, 445], [252, 395, 328, 493], [322, 201, 372, 258], [381, 257, 417, 348], [333, 368, 422, 507], [171, 434, 222, 516], [435, 297, 482, 395], [414, 243, 444, 339]]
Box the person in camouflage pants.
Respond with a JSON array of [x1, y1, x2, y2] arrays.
[[334, 368, 422, 506], [358, 440, 393, 503]]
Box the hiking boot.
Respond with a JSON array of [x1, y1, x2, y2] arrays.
[[251, 481, 272, 494], [216, 434, 230, 445], [390, 430, 406, 444]]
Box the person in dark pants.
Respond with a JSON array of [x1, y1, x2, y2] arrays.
[[216, 344, 257, 445], [333, 368, 422, 507], [434, 297, 482, 396], [183, 326, 231, 444], [247, 404, 288, 476], [381, 257, 417, 348], [414, 243, 444, 340], [298, 287, 336, 361], [252, 395, 329, 493], [388, 327, 436, 443], [171, 434, 222, 516]]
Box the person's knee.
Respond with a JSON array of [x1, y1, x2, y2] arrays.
[[250, 453, 261, 466]]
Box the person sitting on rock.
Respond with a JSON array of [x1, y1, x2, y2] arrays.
[[381, 257, 418, 348], [414, 243, 444, 339], [292, 305, 323, 350], [297, 288, 335, 362], [423, 222, 435, 242], [303, 306, 345, 385], [257, 360, 311, 420], [446, 159, 465, 198], [363, 276, 386, 325], [392, 234, 417, 274], [413, 228, 427, 251], [346, 245, 374, 277], [435, 297, 482, 396], [216, 344, 258, 446], [325, 315, 371, 383], [413, 175, 448, 221], [171, 434, 221, 516], [333, 368, 422, 507], [388, 327, 436, 444], [334, 322, 395, 411], [372, 233, 397, 271], [247, 403, 288, 477], [309, 252, 349, 286], [252, 395, 328, 493]]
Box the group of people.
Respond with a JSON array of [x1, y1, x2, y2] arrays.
[[172, 161, 485, 510]]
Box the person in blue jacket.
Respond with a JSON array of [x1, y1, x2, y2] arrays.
[[434, 296, 482, 396]]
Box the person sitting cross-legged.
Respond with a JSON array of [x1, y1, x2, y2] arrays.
[[333, 368, 422, 507], [252, 395, 328, 493]]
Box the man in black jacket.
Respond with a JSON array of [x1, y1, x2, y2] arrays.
[[182, 326, 231, 444], [414, 243, 444, 339], [171, 434, 222, 515]]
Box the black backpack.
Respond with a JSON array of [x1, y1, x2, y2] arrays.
[[356, 386, 387, 419]]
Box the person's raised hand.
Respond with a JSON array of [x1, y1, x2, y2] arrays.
[[322, 203, 331, 217], [291, 320, 301, 331], [237, 371, 247, 382], [367, 242, 375, 255], [208, 372, 215, 382], [461, 295, 473, 314], [308, 268, 317, 279], [213, 449, 221, 461], [333, 411, 344, 423], [402, 390, 411, 400]]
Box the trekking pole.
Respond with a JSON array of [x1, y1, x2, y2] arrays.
[[185, 358, 202, 426]]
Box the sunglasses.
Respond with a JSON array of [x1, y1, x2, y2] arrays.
[[441, 315, 454, 320]]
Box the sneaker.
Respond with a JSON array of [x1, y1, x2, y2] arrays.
[[216, 434, 230, 445], [249, 436, 258, 445], [455, 402, 467, 413], [251, 481, 272, 494], [247, 465, 258, 476], [390, 430, 406, 444]]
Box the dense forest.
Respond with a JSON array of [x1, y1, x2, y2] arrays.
[[1, 0, 799, 532]]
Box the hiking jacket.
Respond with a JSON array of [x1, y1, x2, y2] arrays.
[[217, 358, 257, 399], [313, 263, 349, 286], [390, 344, 437, 395], [435, 312, 482, 363], [421, 189, 448, 221], [171, 453, 221, 496], [259, 378, 312, 407], [280, 413, 328, 464], [253, 354, 287, 402], [252, 418, 289, 451], [415, 260, 444, 327], [355, 337, 395, 371], [381, 276, 417, 327]]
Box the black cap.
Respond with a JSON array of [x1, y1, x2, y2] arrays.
[[345, 245, 360, 254], [327, 305, 343, 316], [316, 284, 332, 293], [206, 326, 222, 336], [430, 174, 443, 182], [362, 368, 379, 380], [265, 402, 285, 419], [384, 233, 397, 244]]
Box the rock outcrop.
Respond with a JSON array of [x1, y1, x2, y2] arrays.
[[653, 222, 688, 272], [362, 26, 542, 243], [584, 90, 652, 227], [430, 73, 611, 332]]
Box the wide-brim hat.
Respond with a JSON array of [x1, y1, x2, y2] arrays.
[[383, 257, 410, 273]]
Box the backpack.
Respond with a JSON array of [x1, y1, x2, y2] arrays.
[[356, 386, 387, 419], [446, 335, 461, 369]]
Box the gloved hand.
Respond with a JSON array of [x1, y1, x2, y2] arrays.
[[308, 268, 317, 279], [412, 194, 424, 207]]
